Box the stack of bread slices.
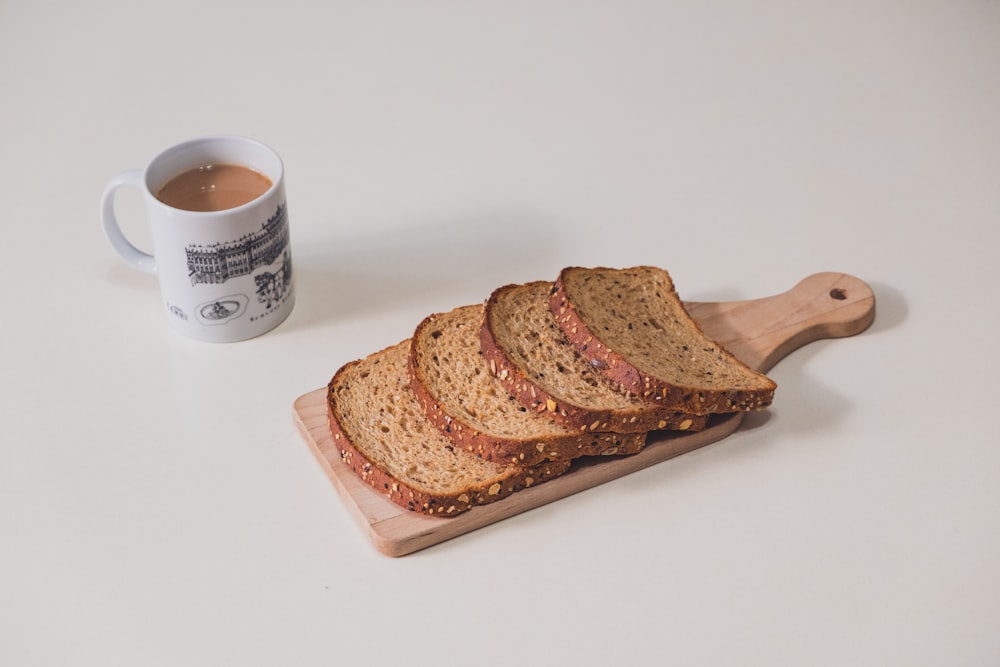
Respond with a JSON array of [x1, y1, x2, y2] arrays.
[[326, 266, 777, 517]]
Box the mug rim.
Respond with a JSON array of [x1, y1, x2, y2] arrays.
[[143, 135, 284, 217]]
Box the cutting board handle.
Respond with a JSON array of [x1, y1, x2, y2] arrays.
[[685, 272, 876, 373]]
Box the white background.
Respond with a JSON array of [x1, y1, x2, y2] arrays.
[[2, 1, 998, 665]]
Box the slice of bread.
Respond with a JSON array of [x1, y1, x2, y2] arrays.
[[480, 281, 708, 433], [549, 266, 776, 415], [408, 304, 648, 465], [327, 340, 571, 516]]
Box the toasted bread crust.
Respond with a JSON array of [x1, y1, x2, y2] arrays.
[[549, 267, 776, 415], [408, 306, 647, 465], [480, 282, 707, 433], [324, 265, 778, 517], [326, 344, 571, 517]]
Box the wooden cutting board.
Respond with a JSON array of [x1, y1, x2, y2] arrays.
[[293, 272, 875, 557]]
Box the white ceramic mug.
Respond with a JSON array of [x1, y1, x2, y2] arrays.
[[101, 136, 295, 342]]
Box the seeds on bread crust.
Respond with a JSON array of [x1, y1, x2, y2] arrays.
[[326, 341, 571, 517], [548, 266, 776, 415], [323, 265, 778, 519], [408, 304, 647, 465], [480, 281, 708, 432]]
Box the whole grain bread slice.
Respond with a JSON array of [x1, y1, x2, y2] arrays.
[[408, 304, 647, 465], [549, 266, 776, 415], [327, 340, 571, 516], [481, 281, 708, 433]]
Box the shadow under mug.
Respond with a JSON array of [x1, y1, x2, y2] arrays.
[[101, 135, 295, 342]]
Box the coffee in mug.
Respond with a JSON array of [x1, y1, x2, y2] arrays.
[[101, 136, 295, 342], [156, 163, 273, 212]]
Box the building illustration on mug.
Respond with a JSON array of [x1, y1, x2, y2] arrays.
[[254, 249, 292, 309], [185, 203, 290, 287], [183, 203, 293, 324]]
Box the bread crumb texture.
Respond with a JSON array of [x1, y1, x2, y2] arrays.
[[327, 342, 569, 515], [551, 266, 776, 414]]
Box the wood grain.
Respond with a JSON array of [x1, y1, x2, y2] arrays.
[[292, 272, 875, 557]]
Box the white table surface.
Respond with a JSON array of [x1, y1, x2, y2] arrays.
[[3, 1, 999, 665]]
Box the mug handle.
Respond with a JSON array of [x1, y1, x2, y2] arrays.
[[101, 169, 157, 274]]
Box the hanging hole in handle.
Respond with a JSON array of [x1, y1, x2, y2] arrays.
[[829, 288, 847, 300]]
